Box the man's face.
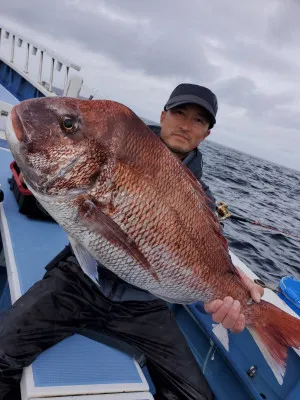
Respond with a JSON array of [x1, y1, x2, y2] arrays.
[[160, 103, 211, 156]]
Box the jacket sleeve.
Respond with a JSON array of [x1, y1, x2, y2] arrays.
[[199, 179, 217, 213]]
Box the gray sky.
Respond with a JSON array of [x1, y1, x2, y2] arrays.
[[1, 0, 300, 170]]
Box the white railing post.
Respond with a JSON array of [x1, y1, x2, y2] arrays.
[[10, 35, 15, 63], [49, 57, 55, 92], [0, 24, 82, 97], [38, 50, 44, 84], [63, 66, 69, 95], [24, 43, 30, 73]]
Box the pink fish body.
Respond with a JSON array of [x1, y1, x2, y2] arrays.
[[5, 97, 300, 384]]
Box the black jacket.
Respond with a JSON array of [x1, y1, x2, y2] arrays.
[[182, 147, 216, 212]]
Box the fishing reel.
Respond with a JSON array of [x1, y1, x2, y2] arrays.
[[216, 201, 231, 221]]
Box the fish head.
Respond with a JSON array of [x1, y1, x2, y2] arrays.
[[5, 97, 132, 197]]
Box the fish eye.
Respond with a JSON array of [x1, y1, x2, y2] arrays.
[[60, 116, 79, 134]]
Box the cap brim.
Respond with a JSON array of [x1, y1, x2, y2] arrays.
[[164, 94, 216, 126]]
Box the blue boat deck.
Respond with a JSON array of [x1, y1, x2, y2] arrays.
[[0, 83, 20, 105]]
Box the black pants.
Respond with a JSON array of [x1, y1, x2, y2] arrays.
[[0, 256, 214, 400]]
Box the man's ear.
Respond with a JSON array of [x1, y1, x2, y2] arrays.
[[160, 111, 166, 124], [204, 129, 211, 139]]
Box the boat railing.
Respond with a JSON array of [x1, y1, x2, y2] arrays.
[[0, 25, 82, 97]]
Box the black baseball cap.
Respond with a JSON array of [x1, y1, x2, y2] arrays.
[[164, 83, 218, 128]]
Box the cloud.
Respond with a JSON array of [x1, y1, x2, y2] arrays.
[[267, 0, 300, 47], [0, 0, 219, 82], [214, 40, 299, 76], [213, 76, 297, 125], [0, 0, 299, 170]]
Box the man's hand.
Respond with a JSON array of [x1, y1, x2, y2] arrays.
[[204, 271, 264, 333]]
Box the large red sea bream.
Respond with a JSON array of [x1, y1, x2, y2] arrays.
[[5, 97, 300, 385]]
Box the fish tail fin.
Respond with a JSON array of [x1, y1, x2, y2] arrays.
[[247, 300, 300, 385]]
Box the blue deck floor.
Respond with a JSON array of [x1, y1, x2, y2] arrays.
[[0, 83, 20, 105]]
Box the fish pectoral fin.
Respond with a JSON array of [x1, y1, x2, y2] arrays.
[[68, 236, 99, 285], [80, 199, 159, 281]]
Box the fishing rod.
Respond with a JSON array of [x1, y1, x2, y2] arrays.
[[216, 202, 300, 240]]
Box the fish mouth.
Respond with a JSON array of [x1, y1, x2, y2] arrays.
[[5, 110, 46, 191]]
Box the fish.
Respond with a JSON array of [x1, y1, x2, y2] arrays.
[[5, 96, 300, 385]]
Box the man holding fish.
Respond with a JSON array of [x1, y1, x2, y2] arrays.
[[4, 82, 299, 400]]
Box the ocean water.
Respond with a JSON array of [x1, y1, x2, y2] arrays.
[[201, 140, 300, 285]]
